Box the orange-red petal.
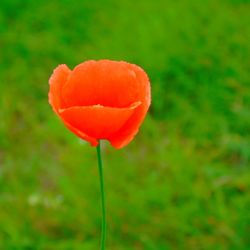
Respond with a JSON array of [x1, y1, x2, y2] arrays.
[[58, 102, 141, 140], [61, 60, 144, 109], [49, 64, 71, 113], [108, 65, 151, 148]]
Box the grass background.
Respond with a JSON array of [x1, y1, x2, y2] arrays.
[[0, 0, 250, 249]]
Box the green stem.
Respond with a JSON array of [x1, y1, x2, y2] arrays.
[[96, 141, 106, 250]]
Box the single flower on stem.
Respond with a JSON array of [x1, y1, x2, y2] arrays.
[[48, 59, 151, 249]]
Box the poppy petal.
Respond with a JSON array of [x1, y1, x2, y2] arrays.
[[49, 64, 71, 112], [108, 66, 151, 149], [58, 102, 141, 139], [61, 60, 144, 109]]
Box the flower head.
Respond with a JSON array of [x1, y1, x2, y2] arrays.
[[49, 60, 151, 149]]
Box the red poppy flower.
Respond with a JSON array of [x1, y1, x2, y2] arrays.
[[48, 60, 151, 149]]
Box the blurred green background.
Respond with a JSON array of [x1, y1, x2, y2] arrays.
[[1, 0, 250, 249]]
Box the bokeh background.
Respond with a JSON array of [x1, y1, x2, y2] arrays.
[[1, 0, 250, 249]]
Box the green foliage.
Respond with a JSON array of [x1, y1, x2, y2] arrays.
[[0, 0, 249, 249]]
